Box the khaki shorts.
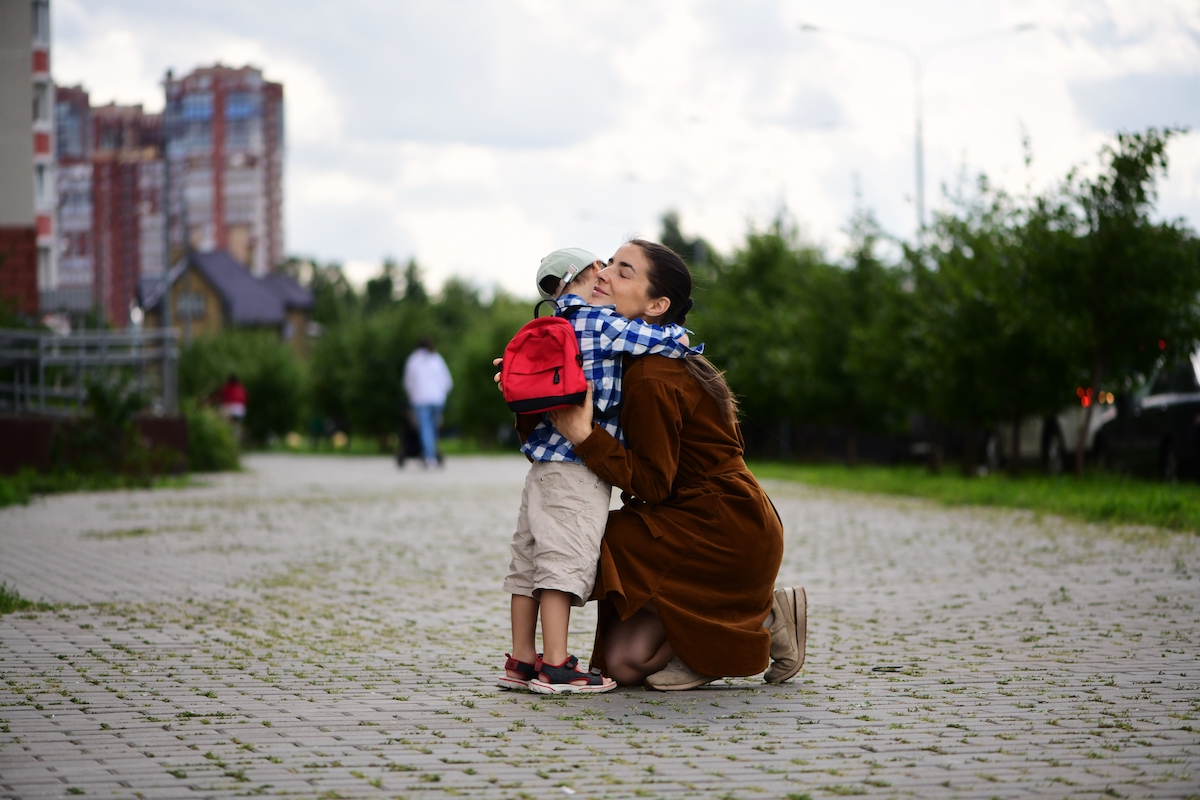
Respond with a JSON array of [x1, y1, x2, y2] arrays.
[[503, 460, 612, 607]]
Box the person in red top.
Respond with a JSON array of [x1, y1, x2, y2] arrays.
[[217, 374, 247, 424]]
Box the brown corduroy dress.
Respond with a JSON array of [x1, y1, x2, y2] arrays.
[[570, 355, 784, 678]]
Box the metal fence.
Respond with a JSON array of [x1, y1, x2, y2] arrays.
[[0, 329, 178, 416]]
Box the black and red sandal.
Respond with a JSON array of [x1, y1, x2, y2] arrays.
[[497, 654, 539, 692], [529, 654, 616, 695]]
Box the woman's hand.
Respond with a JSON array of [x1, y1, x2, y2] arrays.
[[493, 357, 503, 393], [549, 384, 595, 445]]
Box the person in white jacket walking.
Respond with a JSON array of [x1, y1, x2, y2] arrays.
[[404, 337, 453, 467]]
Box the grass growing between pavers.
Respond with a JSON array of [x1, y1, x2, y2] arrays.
[[750, 462, 1200, 534], [0, 468, 199, 510], [0, 581, 53, 614]]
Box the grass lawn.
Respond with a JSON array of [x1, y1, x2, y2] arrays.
[[0, 469, 196, 511], [750, 462, 1200, 535]]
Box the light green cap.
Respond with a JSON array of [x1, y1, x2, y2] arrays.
[[536, 247, 598, 301]]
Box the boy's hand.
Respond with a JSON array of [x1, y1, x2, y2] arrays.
[[549, 384, 594, 445], [493, 357, 503, 393]]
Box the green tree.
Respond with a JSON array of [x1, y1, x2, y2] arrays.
[[923, 176, 1070, 474], [1036, 129, 1200, 475], [690, 217, 822, 456], [178, 330, 305, 444], [661, 211, 715, 273], [442, 292, 531, 445], [364, 258, 398, 315], [401, 258, 429, 306]]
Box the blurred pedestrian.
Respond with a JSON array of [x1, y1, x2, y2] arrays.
[[217, 373, 247, 442], [404, 336, 452, 467]]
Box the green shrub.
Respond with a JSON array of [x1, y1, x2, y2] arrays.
[[443, 294, 530, 446], [179, 331, 306, 445], [49, 377, 181, 479], [184, 403, 240, 472], [0, 470, 33, 508]]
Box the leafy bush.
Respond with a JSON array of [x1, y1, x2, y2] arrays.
[[45, 377, 180, 479], [179, 331, 306, 444], [184, 402, 240, 472], [443, 293, 530, 445], [52, 377, 149, 474]]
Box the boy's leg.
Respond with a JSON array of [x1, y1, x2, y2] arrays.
[[510, 594, 539, 674], [539, 589, 572, 667], [502, 470, 539, 679]]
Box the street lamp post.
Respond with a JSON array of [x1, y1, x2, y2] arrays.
[[799, 23, 1035, 243]]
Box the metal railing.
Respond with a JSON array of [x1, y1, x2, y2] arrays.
[[0, 329, 179, 416]]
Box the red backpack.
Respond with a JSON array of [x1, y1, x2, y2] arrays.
[[502, 303, 587, 414]]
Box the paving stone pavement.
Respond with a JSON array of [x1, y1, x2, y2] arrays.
[[1, 453, 1198, 800]]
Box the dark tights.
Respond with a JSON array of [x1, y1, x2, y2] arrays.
[[602, 604, 675, 686]]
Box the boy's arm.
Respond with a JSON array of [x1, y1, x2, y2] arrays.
[[585, 307, 700, 360]]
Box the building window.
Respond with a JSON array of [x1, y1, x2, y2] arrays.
[[33, 81, 50, 122], [32, 1, 50, 43], [225, 92, 258, 120], [177, 291, 206, 320], [34, 164, 50, 205], [225, 119, 255, 151], [37, 246, 51, 287], [181, 92, 213, 121], [55, 102, 84, 157]]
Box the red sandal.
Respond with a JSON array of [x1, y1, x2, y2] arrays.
[[529, 654, 616, 695], [497, 653, 539, 692]]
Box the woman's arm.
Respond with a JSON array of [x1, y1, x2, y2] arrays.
[[551, 373, 686, 504]]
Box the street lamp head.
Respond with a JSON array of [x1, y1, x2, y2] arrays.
[[798, 23, 820, 32]]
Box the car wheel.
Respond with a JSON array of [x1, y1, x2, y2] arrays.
[[1043, 428, 1065, 476], [1161, 442, 1179, 483]]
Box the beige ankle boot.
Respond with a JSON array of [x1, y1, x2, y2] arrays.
[[645, 656, 716, 691], [764, 586, 807, 684]]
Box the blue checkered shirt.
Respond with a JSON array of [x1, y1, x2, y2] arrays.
[[520, 294, 703, 463]]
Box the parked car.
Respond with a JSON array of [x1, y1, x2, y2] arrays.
[[986, 402, 1117, 475], [1094, 351, 1200, 481]]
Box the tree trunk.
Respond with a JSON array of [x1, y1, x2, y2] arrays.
[[1007, 413, 1022, 477], [961, 423, 978, 476], [846, 426, 858, 467], [778, 418, 791, 460]]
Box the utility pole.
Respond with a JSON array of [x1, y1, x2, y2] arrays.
[[799, 23, 1035, 244], [160, 68, 176, 413], [161, 69, 174, 330]]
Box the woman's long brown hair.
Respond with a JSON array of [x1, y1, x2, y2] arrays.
[[629, 239, 739, 424]]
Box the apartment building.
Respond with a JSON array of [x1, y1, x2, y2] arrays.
[[165, 65, 284, 277], [0, 0, 51, 317]]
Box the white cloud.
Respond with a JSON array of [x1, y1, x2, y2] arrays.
[[50, 0, 1200, 296]]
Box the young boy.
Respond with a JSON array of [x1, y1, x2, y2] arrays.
[[500, 247, 700, 694]]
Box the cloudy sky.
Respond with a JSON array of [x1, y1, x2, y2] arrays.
[[53, 0, 1200, 295]]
